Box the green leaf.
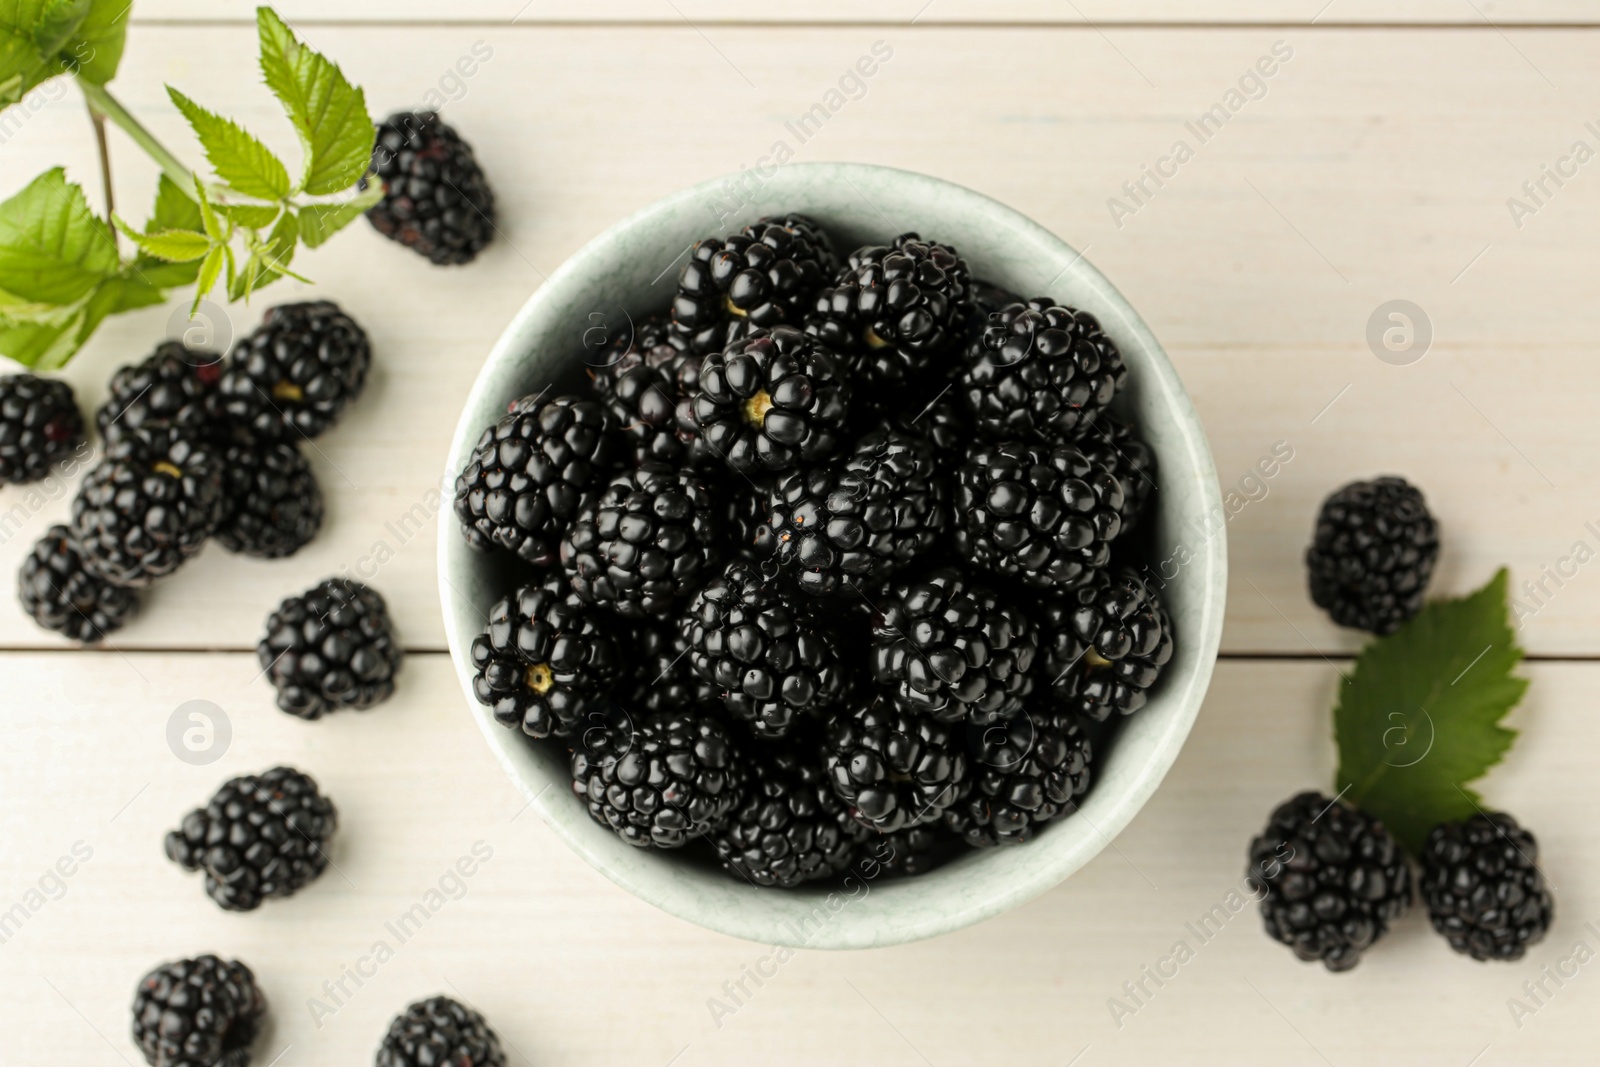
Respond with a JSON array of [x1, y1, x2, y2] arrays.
[[112, 219, 212, 263], [167, 86, 292, 201], [1334, 569, 1526, 855], [192, 243, 226, 315], [193, 178, 227, 242], [0, 0, 88, 105], [218, 202, 281, 230], [228, 210, 298, 301], [0, 307, 82, 368], [148, 174, 204, 233], [60, 0, 128, 84], [297, 182, 382, 248], [0, 167, 118, 305], [257, 6, 374, 195]]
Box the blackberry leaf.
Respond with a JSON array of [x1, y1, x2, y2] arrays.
[[65, 0, 130, 85], [1334, 568, 1525, 855], [256, 7, 374, 196], [0, 168, 118, 305], [167, 86, 292, 201]]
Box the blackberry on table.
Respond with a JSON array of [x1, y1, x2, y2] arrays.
[[132, 955, 265, 1067], [561, 461, 725, 619], [1040, 570, 1174, 722], [258, 578, 402, 719], [471, 574, 621, 739], [692, 326, 849, 474], [823, 695, 970, 832], [870, 566, 1038, 725], [164, 765, 337, 911], [97, 341, 224, 444], [953, 440, 1123, 590], [216, 441, 323, 559], [671, 214, 837, 355], [613, 621, 717, 715], [377, 996, 506, 1067], [944, 708, 1093, 847], [17, 524, 139, 642], [366, 111, 497, 266], [454, 393, 614, 566], [708, 746, 867, 888], [1421, 812, 1554, 962], [0, 373, 84, 485], [571, 707, 746, 848], [1307, 476, 1439, 635], [1247, 791, 1413, 972], [71, 424, 223, 587], [1078, 416, 1156, 537], [683, 560, 846, 738], [217, 301, 371, 440]]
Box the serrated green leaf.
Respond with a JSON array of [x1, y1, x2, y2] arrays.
[[218, 202, 280, 230], [0, 0, 87, 104], [191, 244, 225, 316], [0, 167, 118, 305], [148, 174, 204, 233], [297, 181, 382, 248], [112, 219, 212, 263], [0, 299, 85, 368], [167, 86, 291, 202], [257, 6, 374, 196], [59, 0, 127, 84], [1334, 569, 1526, 855], [104, 272, 166, 313], [228, 211, 298, 301], [193, 178, 226, 242]]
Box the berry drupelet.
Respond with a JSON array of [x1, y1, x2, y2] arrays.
[[1077, 416, 1157, 537], [1306, 476, 1440, 635], [944, 708, 1093, 847], [708, 746, 867, 888], [377, 996, 506, 1067], [692, 326, 850, 474], [131, 955, 266, 1067], [96, 341, 224, 445], [1039, 570, 1174, 722], [613, 621, 717, 714], [1247, 791, 1413, 972], [823, 695, 970, 832], [588, 317, 707, 468], [217, 301, 371, 440], [216, 441, 324, 559], [258, 578, 402, 719], [366, 110, 497, 266], [671, 214, 837, 355], [1421, 812, 1554, 962], [17, 525, 140, 642], [0, 373, 84, 485]]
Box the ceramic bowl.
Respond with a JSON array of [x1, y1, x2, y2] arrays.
[[439, 162, 1226, 949]]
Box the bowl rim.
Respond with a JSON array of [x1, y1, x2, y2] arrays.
[[438, 161, 1227, 949]]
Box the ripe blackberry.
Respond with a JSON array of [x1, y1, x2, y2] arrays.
[[17, 525, 139, 642], [953, 440, 1122, 590], [823, 696, 970, 832], [471, 574, 621, 739], [216, 441, 323, 558], [613, 621, 717, 714], [1040, 570, 1174, 722], [880, 383, 970, 469], [683, 560, 846, 738], [164, 765, 338, 911], [708, 747, 866, 888], [1306, 476, 1440, 635], [671, 214, 837, 355], [589, 318, 707, 468], [377, 996, 506, 1067], [71, 424, 223, 587], [571, 708, 745, 848], [1421, 812, 1554, 962], [805, 233, 972, 390], [132, 955, 265, 1067], [1247, 791, 1413, 972], [366, 111, 497, 266], [258, 578, 402, 719], [692, 326, 849, 474], [97, 341, 224, 444], [0, 373, 84, 485], [1078, 416, 1156, 537], [560, 462, 725, 619], [859, 824, 957, 878], [944, 709, 1093, 847], [754, 430, 947, 597], [217, 301, 371, 440], [870, 566, 1038, 726], [970, 278, 1024, 315], [960, 298, 1125, 442]]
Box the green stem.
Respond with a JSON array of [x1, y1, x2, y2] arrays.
[[77, 79, 199, 200]]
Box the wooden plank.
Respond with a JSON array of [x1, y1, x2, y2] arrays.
[[3, 25, 1600, 654], [1, 654, 1591, 1064]]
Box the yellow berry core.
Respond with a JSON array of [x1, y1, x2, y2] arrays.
[[525, 663, 554, 694], [272, 380, 304, 402], [152, 461, 183, 479], [743, 389, 774, 426]]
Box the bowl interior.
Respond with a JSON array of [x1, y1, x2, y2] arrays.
[[439, 163, 1226, 949]]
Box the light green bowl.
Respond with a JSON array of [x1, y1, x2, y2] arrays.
[[439, 163, 1226, 949]]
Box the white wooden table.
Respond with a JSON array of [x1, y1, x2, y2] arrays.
[[4, 4, 1598, 1064]]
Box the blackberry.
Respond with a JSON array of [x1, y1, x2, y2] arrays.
[[805, 233, 972, 390], [366, 111, 497, 266], [471, 574, 621, 739], [377, 996, 506, 1067], [881, 383, 969, 469], [823, 695, 969, 832], [588, 317, 707, 468], [131, 955, 265, 1067], [217, 301, 371, 440], [859, 824, 958, 878], [216, 441, 323, 558], [97, 341, 224, 445], [1077, 416, 1156, 537], [163, 766, 337, 911], [708, 747, 866, 888], [1421, 812, 1554, 962], [1040, 570, 1174, 722], [571, 707, 745, 848], [960, 298, 1125, 442], [1306, 476, 1440, 635], [17, 525, 139, 642], [953, 440, 1122, 590], [1247, 791, 1413, 972], [454, 393, 614, 566], [613, 621, 717, 714], [71, 424, 223, 587], [870, 566, 1038, 725], [970, 278, 1024, 315], [671, 214, 837, 355], [692, 326, 849, 474], [0, 373, 84, 485], [560, 462, 725, 619], [683, 560, 846, 738], [258, 578, 402, 719], [944, 709, 1093, 847]]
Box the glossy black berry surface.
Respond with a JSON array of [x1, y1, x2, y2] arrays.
[[17, 524, 139, 643], [1040, 570, 1174, 722], [96, 341, 224, 445], [944, 709, 1093, 847], [1307, 476, 1439, 635], [692, 326, 849, 474], [823, 695, 969, 832], [709, 746, 866, 887], [377, 996, 506, 1067], [1421, 812, 1554, 962], [367, 111, 497, 265], [216, 441, 323, 559], [131, 955, 265, 1067], [0, 373, 83, 485], [258, 578, 402, 719], [672, 214, 836, 355], [217, 301, 370, 440]]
